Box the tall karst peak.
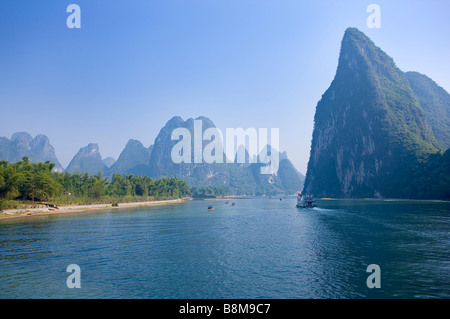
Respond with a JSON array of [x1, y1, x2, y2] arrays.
[[303, 28, 439, 198], [66, 143, 106, 175], [106, 139, 152, 176], [82, 143, 102, 158]]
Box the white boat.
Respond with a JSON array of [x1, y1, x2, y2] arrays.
[[296, 193, 317, 208]]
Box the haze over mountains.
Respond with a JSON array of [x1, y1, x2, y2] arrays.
[[1, 116, 304, 195], [303, 28, 450, 199], [146, 116, 304, 194], [2, 28, 449, 199]]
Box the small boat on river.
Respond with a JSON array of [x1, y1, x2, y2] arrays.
[[296, 193, 317, 208]]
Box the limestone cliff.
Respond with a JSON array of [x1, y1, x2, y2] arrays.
[[303, 28, 439, 198]]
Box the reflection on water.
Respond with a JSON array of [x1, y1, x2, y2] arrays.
[[0, 198, 449, 298]]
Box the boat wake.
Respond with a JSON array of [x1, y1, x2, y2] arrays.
[[310, 207, 340, 213]]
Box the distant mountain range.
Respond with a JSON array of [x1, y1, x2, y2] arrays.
[[0, 132, 64, 172], [1, 117, 304, 195], [303, 28, 450, 199], [146, 116, 304, 195]]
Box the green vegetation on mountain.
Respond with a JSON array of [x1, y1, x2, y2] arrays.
[[380, 148, 450, 200], [409, 149, 450, 199], [406, 71, 450, 150]]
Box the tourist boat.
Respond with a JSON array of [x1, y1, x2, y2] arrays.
[[296, 193, 317, 208]]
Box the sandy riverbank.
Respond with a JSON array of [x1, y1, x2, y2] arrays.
[[0, 198, 191, 221]]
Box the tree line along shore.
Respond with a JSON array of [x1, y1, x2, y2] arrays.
[[0, 157, 191, 211]]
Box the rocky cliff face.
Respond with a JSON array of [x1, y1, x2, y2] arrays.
[[303, 28, 440, 198], [0, 132, 64, 172]]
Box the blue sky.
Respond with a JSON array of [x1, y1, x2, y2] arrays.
[[1, 0, 449, 174]]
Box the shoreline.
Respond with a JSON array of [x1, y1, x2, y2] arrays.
[[198, 197, 250, 201], [0, 198, 191, 221]]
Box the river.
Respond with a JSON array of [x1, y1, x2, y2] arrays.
[[0, 198, 449, 298]]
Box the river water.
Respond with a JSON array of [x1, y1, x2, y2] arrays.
[[0, 198, 449, 299]]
